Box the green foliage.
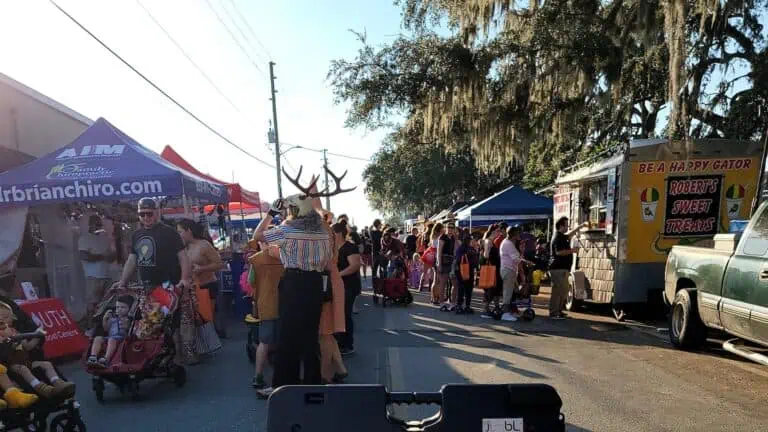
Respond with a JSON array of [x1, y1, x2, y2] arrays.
[[363, 125, 519, 216], [328, 0, 767, 213]]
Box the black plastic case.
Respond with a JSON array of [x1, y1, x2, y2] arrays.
[[267, 384, 566, 432]]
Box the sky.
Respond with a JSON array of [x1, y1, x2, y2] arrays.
[[0, 0, 403, 227]]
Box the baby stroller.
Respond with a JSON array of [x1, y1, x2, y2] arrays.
[[509, 262, 537, 322], [0, 297, 86, 431], [372, 256, 413, 307], [83, 286, 187, 402]]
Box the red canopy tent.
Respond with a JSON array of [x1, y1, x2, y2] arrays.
[[160, 145, 261, 206]]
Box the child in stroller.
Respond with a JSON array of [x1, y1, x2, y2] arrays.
[[87, 294, 133, 368], [0, 296, 85, 431], [387, 255, 407, 279], [84, 286, 186, 402], [0, 302, 76, 399]]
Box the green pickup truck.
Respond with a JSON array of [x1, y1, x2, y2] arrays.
[[664, 202, 768, 364]]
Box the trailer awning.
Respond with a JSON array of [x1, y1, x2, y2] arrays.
[[556, 154, 624, 184]]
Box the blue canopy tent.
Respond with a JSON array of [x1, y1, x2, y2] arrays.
[[456, 185, 553, 229], [0, 118, 228, 208]]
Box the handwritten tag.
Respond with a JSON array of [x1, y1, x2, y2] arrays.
[[482, 418, 524, 432]]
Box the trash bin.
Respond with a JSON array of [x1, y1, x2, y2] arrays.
[[216, 263, 235, 338]]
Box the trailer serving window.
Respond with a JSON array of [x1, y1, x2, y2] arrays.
[[587, 180, 608, 229]]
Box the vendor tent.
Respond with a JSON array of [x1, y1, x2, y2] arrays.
[[0, 118, 228, 207], [161, 145, 260, 206], [456, 185, 553, 228]]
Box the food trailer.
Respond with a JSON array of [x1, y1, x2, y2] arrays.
[[554, 138, 762, 320]]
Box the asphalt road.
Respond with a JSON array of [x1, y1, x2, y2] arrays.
[[58, 283, 768, 432]]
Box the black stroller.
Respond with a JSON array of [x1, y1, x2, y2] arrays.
[[0, 296, 86, 431]]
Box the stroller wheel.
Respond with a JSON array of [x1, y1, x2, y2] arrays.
[[172, 365, 187, 388], [522, 308, 536, 322], [125, 380, 140, 401], [92, 378, 105, 403], [27, 415, 47, 432], [50, 413, 86, 432]]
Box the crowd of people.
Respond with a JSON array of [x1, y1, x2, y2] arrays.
[[97, 191, 579, 401], [352, 216, 581, 321]]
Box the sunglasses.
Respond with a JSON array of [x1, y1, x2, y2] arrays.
[[138, 212, 154, 218]]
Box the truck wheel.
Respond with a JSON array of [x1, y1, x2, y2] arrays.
[[669, 289, 707, 349]]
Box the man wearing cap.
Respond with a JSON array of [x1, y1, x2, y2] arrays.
[[113, 198, 192, 291]]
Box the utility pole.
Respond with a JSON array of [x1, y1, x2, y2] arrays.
[[322, 148, 331, 211], [269, 61, 283, 199]]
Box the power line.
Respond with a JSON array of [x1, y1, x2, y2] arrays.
[[49, 0, 276, 169], [202, 0, 266, 78], [280, 155, 297, 175], [222, 0, 273, 60], [134, 0, 242, 113], [281, 142, 371, 162], [217, 0, 268, 64], [327, 151, 370, 162]]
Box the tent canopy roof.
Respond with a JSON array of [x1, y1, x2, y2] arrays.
[[160, 145, 260, 206], [456, 184, 553, 221], [0, 118, 228, 207]]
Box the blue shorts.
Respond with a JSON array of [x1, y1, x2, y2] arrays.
[[258, 319, 278, 345]]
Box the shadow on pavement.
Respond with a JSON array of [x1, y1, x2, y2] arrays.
[[567, 424, 594, 431], [383, 291, 670, 351]]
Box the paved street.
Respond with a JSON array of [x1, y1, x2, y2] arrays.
[[59, 284, 768, 432]]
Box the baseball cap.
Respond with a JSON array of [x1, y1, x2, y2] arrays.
[[137, 197, 159, 211]]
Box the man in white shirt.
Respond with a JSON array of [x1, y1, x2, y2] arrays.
[[499, 226, 522, 322], [79, 215, 112, 321]]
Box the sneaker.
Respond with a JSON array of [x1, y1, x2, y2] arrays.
[[340, 347, 355, 356], [97, 357, 109, 368], [87, 355, 98, 366], [252, 375, 266, 389], [52, 380, 76, 398], [465, 308, 474, 315], [501, 313, 518, 322], [455, 306, 465, 315], [550, 314, 566, 320], [332, 372, 348, 383], [256, 387, 274, 399], [480, 312, 493, 319]]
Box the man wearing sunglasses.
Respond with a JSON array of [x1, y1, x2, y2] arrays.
[[112, 198, 191, 292]]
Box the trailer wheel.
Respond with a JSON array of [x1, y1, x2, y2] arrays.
[[669, 289, 707, 349]]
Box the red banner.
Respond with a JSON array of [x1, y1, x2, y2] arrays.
[[18, 298, 88, 359]]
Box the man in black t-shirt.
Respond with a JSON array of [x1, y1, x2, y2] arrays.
[[548, 216, 583, 319], [113, 198, 191, 291]]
